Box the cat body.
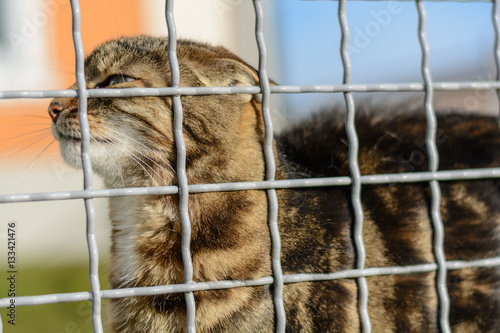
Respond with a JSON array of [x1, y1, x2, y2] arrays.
[[48, 36, 500, 332]]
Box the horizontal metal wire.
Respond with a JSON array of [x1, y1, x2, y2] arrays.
[[1, 167, 499, 204], [2, 1, 499, 331], [2, 256, 499, 308], [2, 81, 500, 99]]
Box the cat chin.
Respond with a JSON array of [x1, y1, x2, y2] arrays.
[[58, 138, 125, 178]]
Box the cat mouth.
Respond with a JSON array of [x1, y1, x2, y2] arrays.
[[59, 133, 112, 144], [59, 133, 81, 141]]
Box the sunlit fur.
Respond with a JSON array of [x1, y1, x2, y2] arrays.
[[50, 36, 500, 332]]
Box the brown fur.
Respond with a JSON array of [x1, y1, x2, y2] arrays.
[[49, 36, 500, 332]]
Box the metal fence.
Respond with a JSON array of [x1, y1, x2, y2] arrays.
[[2, 0, 500, 332]]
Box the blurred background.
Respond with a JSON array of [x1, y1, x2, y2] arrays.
[[0, 0, 498, 331]]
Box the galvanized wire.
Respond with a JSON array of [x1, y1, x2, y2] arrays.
[[1, 0, 500, 332], [69, 0, 103, 332], [415, 0, 451, 332], [337, 0, 371, 331], [165, 1, 196, 332], [493, 0, 500, 124], [2, 255, 500, 310], [253, 1, 286, 331], [4, 80, 500, 99], [2, 167, 500, 204]]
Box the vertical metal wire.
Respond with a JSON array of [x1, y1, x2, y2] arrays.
[[253, 1, 286, 331], [337, 0, 371, 331], [492, 0, 500, 125], [68, 1, 103, 332], [165, 1, 196, 332], [415, 1, 451, 332], [1, 1, 498, 331]]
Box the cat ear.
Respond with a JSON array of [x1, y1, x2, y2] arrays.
[[192, 58, 264, 102], [219, 59, 261, 88]]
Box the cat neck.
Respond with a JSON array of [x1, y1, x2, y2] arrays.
[[107, 186, 273, 289]]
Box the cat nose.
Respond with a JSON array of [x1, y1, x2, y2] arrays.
[[48, 102, 63, 123]]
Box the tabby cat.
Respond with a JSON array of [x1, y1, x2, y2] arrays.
[[48, 36, 500, 332]]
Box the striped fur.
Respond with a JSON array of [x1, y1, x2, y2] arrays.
[[49, 36, 500, 332]]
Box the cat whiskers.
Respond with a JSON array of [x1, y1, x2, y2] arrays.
[[98, 122, 176, 177], [0, 113, 50, 120], [0, 113, 57, 190], [90, 135, 127, 186], [90, 133, 169, 187], [88, 131, 173, 226], [0, 126, 54, 162], [89, 126, 174, 219]]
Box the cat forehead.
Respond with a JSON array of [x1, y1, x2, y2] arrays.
[[84, 37, 168, 74], [84, 37, 239, 74]]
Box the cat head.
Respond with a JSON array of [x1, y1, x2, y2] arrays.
[[49, 36, 266, 188]]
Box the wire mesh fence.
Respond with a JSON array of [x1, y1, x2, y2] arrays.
[[1, 0, 500, 332]]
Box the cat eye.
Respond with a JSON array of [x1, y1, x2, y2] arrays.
[[96, 74, 136, 88]]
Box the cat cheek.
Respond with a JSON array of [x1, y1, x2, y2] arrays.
[[59, 141, 83, 169], [50, 124, 61, 141]]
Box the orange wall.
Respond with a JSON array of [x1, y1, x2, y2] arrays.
[[52, 0, 144, 87], [1, 0, 145, 161]]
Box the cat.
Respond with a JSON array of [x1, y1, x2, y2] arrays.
[[48, 35, 500, 332]]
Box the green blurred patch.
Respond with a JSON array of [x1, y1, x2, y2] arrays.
[[0, 263, 109, 333]]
